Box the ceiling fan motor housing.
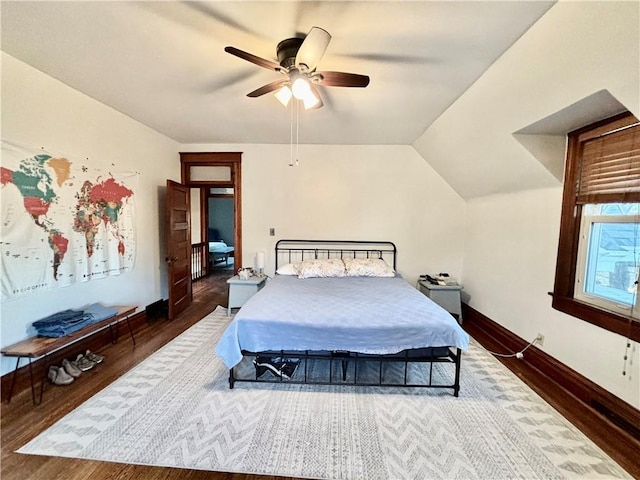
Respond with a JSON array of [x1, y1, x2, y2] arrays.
[[277, 37, 303, 69]]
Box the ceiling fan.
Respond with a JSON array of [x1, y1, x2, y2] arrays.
[[224, 27, 370, 109]]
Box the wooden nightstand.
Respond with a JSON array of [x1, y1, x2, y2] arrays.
[[418, 281, 463, 323], [227, 275, 267, 315]]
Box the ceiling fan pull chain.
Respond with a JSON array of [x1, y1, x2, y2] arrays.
[[289, 98, 294, 167], [295, 100, 300, 167]]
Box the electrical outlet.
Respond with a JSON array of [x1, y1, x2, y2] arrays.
[[536, 333, 545, 346], [269, 228, 275, 236]]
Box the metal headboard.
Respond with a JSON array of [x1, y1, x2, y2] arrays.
[[275, 239, 397, 270]]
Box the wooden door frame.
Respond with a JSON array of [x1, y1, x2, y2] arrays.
[[179, 152, 242, 272]]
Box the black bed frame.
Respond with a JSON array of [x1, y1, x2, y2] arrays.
[[228, 240, 463, 396]]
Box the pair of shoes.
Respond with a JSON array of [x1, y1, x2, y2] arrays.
[[62, 358, 82, 378], [279, 360, 299, 379], [269, 356, 300, 379], [253, 356, 299, 380], [48, 366, 74, 385], [85, 350, 104, 364], [73, 353, 96, 371]]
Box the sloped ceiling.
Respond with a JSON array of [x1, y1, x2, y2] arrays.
[[513, 90, 629, 182], [411, 1, 639, 199]]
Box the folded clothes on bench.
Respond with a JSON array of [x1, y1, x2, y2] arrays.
[[79, 303, 119, 322], [32, 309, 85, 327], [35, 316, 94, 337], [32, 304, 118, 338]]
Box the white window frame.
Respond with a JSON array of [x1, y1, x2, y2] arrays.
[[575, 211, 640, 319]]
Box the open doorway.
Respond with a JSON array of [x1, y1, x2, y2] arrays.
[[180, 152, 242, 297], [205, 187, 235, 277]]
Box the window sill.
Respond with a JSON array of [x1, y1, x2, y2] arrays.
[[551, 294, 640, 342]]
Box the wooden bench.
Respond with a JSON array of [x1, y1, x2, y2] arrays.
[[1, 305, 137, 405]]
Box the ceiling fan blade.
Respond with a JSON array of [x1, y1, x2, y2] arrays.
[[225, 46, 281, 71], [185, 3, 265, 39], [338, 52, 434, 65], [247, 80, 289, 98], [295, 27, 331, 71], [316, 71, 370, 88]]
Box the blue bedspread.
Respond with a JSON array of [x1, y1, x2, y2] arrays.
[[216, 275, 469, 369]]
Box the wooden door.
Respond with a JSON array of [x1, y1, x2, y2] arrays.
[[165, 180, 192, 319]]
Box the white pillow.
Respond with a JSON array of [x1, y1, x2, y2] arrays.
[[297, 258, 346, 279], [275, 263, 299, 275], [343, 257, 395, 277]]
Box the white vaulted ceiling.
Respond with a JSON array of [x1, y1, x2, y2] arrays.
[[1, 1, 554, 146]]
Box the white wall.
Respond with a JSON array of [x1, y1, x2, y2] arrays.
[[465, 189, 639, 405], [190, 188, 202, 243], [0, 53, 181, 376], [414, 2, 640, 406], [181, 143, 466, 283]]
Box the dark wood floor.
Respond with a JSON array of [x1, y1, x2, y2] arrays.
[[2, 275, 638, 479], [1, 273, 290, 480]]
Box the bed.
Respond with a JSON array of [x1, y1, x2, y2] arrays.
[[215, 240, 469, 396], [209, 241, 234, 266]]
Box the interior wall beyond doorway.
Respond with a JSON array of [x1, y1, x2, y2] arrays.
[[208, 196, 234, 246], [190, 188, 202, 243]]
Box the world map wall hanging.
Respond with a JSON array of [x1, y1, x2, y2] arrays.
[[0, 140, 137, 300]]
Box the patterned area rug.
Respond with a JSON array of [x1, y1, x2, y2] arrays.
[[18, 306, 630, 479]]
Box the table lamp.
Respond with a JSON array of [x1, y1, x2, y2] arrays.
[[256, 251, 265, 276]]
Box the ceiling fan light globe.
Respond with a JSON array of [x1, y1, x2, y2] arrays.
[[274, 86, 292, 106], [291, 77, 311, 100], [302, 93, 320, 110]]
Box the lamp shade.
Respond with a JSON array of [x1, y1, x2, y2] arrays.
[[274, 86, 292, 106], [302, 90, 320, 109], [256, 251, 265, 270]]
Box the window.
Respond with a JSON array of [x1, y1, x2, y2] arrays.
[[553, 112, 640, 342], [189, 166, 231, 182], [574, 203, 639, 318]]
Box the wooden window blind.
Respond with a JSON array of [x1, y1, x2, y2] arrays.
[[576, 121, 640, 204]]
